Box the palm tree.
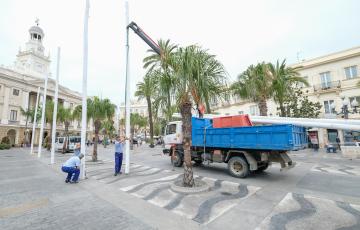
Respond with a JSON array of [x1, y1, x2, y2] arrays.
[[135, 71, 158, 146], [143, 39, 178, 121], [231, 63, 273, 116], [57, 105, 73, 153], [44, 100, 55, 150], [170, 45, 227, 187], [87, 97, 115, 161], [269, 59, 309, 117], [101, 119, 114, 148], [20, 107, 33, 146]]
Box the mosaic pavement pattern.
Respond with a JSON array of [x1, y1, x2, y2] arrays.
[[118, 173, 260, 224], [257, 193, 360, 230], [311, 163, 360, 176]]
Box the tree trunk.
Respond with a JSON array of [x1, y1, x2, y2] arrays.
[[279, 102, 286, 117], [63, 121, 69, 153], [25, 115, 29, 146], [180, 100, 194, 187], [258, 98, 268, 116], [147, 96, 154, 146], [93, 120, 101, 161], [47, 126, 52, 150]]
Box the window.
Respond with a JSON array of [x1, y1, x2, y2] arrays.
[[10, 110, 17, 121], [250, 105, 259, 116], [323, 100, 334, 114], [345, 66, 358, 79], [349, 96, 360, 108], [238, 111, 244, 115], [13, 89, 20, 96], [320, 72, 331, 88], [165, 124, 177, 135]]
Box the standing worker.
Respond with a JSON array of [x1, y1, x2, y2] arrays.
[[61, 154, 84, 183], [114, 136, 126, 176]]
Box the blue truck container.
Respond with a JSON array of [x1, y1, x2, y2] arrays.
[[191, 117, 307, 151]]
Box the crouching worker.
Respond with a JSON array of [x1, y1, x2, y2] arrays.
[[62, 153, 84, 183]]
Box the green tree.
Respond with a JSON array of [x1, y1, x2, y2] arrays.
[[87, 97, 116, 161], [269, 60, 309, 117], [280, 88, 322, 118], [170, 45, 227, 187], [57, 105, 73, 153], [135, 71, 157, 146], [20, 107, 33, 146], [101, 119, 115, 148], [231, 63, 273, 116], [143, 39, 177, 121]]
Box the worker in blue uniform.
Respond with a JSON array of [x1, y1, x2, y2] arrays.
[[61, 153, 84, 183], [114, 136, 127, 176]]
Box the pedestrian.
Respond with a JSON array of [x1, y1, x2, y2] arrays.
[[336, 136, 341, 150], [114, 136, 127, 176], [74, 143, 81, 156], [61, 153, 84, 183]]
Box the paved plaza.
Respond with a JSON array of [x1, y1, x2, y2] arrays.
[[1, 145, 360, 229]]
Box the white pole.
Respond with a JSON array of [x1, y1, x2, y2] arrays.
[[30, 87, 40, 155], [50, 47, 61, 164], [124, 0, 131, 174], [38, 74, 48, 157], [81, 0, 90, 179]]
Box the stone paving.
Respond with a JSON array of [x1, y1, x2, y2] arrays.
[[257, 193, 360, 230], [0, 149, 153, 230], [1, 146, 360, 230]]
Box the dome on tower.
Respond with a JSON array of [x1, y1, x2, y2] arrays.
[[29, 25, 44, 37]]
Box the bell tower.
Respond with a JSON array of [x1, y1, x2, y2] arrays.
[[14, 19, 51, 78]]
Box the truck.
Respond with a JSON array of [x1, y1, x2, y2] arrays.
[[163, 117, 307, 178]]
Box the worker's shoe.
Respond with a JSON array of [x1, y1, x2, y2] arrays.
[[114, 173, 118, 176], [65, 179, 70, 183]]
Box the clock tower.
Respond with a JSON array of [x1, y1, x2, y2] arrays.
[[14, 19, 51, 78]]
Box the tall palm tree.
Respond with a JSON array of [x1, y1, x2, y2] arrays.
[[170, 45, 227, 187], [269, 59, 309, 117], [143, 39, 177, 121], [135, 71, 158, 146], [101, 119, 114, 148], [231, 63, 273, 116], [57, 105, 73, 153], [87, 97, 115, 161], [20, 107, 33, 146], [44, 100, 55, 150]]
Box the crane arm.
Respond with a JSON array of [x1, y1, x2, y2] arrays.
[[127, 21, 161, 55]]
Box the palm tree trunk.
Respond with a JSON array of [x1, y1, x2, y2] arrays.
[[25, 115, 29, 146], [63, 121, 69, 153], [147, 96, 154, 146], [180, 100, 194, 187], [47, 126, 52, 150], [93, 120, 100, 161], [258, 98, 268, 116], [279, 102, 286, 117]]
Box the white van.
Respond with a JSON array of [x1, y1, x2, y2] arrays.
[[55, 136, 81, 152]]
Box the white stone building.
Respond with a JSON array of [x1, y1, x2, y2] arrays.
[[0, 22, 89, 146], [213, 46, 360, 148]]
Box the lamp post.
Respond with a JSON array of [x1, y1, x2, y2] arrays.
[[331, 97, 360, 119]]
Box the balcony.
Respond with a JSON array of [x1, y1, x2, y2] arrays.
[[8, 120, 20, 125], [313, 80, 341, 92]]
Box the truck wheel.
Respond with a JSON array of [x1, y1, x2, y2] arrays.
[[171, 151, 183, 167], [255, 163, 269, 173], [228, 156, 250, 178], [193, 159, 203, 166]]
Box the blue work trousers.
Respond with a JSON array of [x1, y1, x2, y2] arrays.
[[62, 166, 80, 182], [115, 152, 123, 174]]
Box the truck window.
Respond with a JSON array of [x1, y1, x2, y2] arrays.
[[58, 138, 64, 144], [166, 124, 177, 135]]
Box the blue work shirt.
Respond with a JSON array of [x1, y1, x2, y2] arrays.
[[115, 141, 124, 153], [63, 156, 81, 168], [74, 148, 81, 157]]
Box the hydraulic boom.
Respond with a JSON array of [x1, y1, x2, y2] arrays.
[[127, 21, 161, 55]]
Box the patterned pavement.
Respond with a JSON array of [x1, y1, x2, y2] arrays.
[[257, 193, 360, 230], [311, 163, 360, 176]]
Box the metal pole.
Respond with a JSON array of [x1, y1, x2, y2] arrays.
[[38, 74, 48, 157], [50, 47, 61, 164], [81, 0, 90, 179], [30, 87, 40, 155], [124, 0, 131, 174]]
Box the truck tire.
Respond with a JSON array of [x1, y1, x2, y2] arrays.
[[228, 156, 250, 178], [193, 159, 203, 166], [171, 150, 183, 167]]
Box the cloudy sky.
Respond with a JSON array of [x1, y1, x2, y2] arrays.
[[1, 0, 360, 106]]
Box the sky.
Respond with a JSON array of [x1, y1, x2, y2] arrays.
[[1, 0, 360, 107]]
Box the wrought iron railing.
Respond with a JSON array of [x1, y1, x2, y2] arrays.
[[313, 80, 341, 91]]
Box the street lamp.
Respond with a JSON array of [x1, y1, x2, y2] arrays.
[[331, 97, 359, 119]]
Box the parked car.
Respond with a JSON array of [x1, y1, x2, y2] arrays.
[[55, 136, 81, 152]]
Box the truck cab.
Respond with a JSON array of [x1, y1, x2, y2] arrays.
[[163, 121, 182, 154]]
